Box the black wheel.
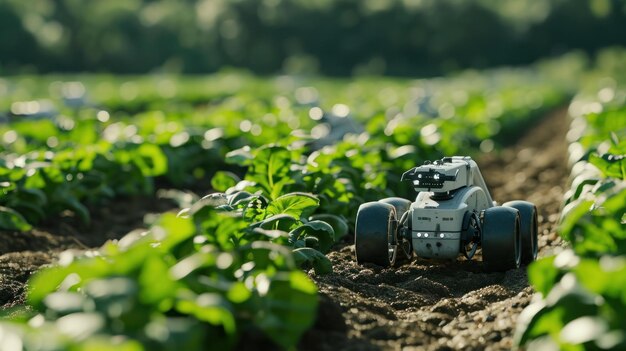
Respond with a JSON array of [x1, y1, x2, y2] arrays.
[[379, 197, 411, 218], [503, 201, 538, 264], [481, 207, 521, 272], [355, 202, 397, 267], [379, 197, 413, 263]]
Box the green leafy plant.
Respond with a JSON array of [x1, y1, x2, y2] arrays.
[[0, 63, 581, 350], [516, 86, 626, 351]]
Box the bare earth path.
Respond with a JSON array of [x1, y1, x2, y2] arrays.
[[300, 109, 570, 351]]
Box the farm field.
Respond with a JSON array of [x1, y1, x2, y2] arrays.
[[0, 51, 624, 350]]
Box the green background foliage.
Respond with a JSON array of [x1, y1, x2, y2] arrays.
[[515, 70, 626, 350], [3, 0, 626, 75]]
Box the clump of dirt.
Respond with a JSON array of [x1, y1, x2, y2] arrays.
[[300, 109, 570, 350]]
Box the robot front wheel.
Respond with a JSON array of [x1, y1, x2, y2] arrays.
[[355, 201, 403, 267], [503, 201, 538, 264], [379, 197, 413, 263]]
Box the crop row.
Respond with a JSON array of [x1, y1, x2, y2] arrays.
[[0, 59, 579, 350], [0, 59, 578, 233], [515, 83, 626, 350]]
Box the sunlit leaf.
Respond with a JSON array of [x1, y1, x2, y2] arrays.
[[225, 147, 253, 166], [265, 193, 319, 220], [253, 271, 318, 349], [247, 146, 293, 199], [589, 153, 625, 180], [211, 171, 240, 192], [528, 256, 560, 297], [134, 144, 168, 177], [253, 214, 299, 232], [176, 293, 236, 336]]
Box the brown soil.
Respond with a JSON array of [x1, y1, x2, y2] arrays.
[[300, 109, 570, 351], [0, 196, 176, 308], [0, 109, 570, 351]]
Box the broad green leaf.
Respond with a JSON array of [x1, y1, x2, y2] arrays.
[[73, 337, 145, 351], [139, 255, 178, 305], [7, 201, 45, 224], [309, 214, 348, 240], [253, 271, 318, 349], [265, 192, 319, 220], [288, 270, 318, 295], [516, 275, 600, 347], [227, 282, 252, 304], [134, 144, 168, 177], [528, 256, 560, 297], [190, 193, 229, 214], [243, 197, 268, 222], [158, 214, 197, 251], [292, 247, 333, 274], [176, 293, 236, 336], [84, 277, 138, 300], [254, 214, 299, 232], [189, 194, 228, 227], [214, 216, 248, 248], [0, 206, 32, 231], [227, 191, 255, 207], [247, 146, 293, 199], [13, 119, 57, 142], [238, 241, 295, 271], [602, 186, 626, 215], [170, 251, 218, 280], [27, 257, 112, 307], [514, 300, 560, 347], [575, 256, 626, 299], [225, 146, 253, 166], [559, 198, 594, 243], [269, 177, 296, 202], [17, 188, 47, 206], [589, 153, 625, 180], [0, 181, 16, 192], [289, 221, 335, 253], [225, 180, 258, 195], [248, 228, 290, 245], [211, 171, 240, 192]]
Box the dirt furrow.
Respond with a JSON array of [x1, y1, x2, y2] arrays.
[[301, 109, 570, 351], [0, 196, 175, 308]]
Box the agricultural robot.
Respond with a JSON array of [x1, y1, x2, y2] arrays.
[[355, 156, 538, 271]]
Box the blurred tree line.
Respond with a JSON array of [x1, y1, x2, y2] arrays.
[[2, 0, 626, 76]]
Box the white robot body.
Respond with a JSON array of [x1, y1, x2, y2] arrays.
[[355, 156, 539, 271]]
